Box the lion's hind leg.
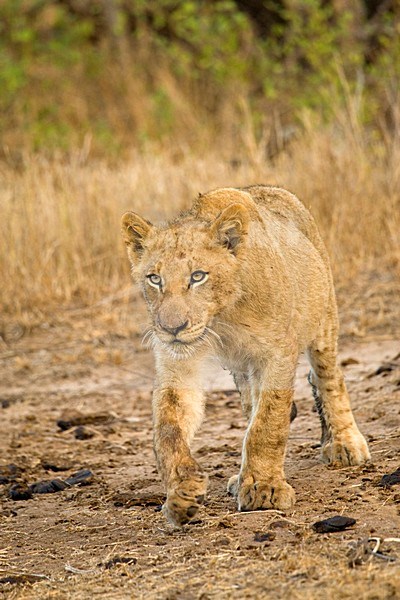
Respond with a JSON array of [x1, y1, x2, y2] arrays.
[[307, 320, 370, 466], [307, 369, 329, 446]]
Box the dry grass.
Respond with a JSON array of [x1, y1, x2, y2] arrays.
[[1, 114, 399, 337]]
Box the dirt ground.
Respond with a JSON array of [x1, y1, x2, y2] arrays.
[[0, 314, 399, 599]]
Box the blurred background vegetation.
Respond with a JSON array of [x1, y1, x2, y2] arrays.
[[1, 0, 399, 156]]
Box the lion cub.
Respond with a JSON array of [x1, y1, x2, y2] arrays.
[[121, 185, 370, 526]]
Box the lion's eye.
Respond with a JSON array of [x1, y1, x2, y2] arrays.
[[190, 270, 208, 287], [147, 274, 162, 288]]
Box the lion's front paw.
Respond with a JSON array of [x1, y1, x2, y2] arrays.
[[322, 428, 370, 466], [162, 474, 208, 527], [230, 474, 295, 512]]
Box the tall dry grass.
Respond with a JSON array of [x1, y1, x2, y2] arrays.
[[1, 112, 399, 338]]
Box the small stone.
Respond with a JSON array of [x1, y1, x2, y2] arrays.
[[312, 515, 356, 533], [74, 426, 94, 440], [340, 357, 360, 366], [9, 483, 33, 501], [254, 531, 275, 542], [378, 468, 400, 488], [30, 479, 68, 494]]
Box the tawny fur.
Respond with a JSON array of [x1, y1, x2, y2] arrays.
[[121, 185, 370, 526]]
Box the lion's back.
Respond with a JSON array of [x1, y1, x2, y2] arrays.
[[239, 184, 330, 267], [193, 184, 330, 268]]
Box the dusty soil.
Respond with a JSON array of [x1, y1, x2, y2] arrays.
[[0, 319, 399, 599]]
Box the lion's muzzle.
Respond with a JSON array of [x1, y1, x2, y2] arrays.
[[156, 296, 191, 340], [158, 319, 189, 337]]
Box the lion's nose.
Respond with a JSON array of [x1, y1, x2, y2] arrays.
[[161, 320, 189, 337], [158, 298, 189, 336]]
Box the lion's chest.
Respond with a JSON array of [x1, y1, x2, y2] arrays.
[[214, 325, 266, 374]]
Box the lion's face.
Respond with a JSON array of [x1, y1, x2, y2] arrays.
[[121, 204, 249, 358]]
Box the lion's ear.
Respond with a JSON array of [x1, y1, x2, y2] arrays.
[[210, 203, 249, 253], [121, 211, 153, 261]]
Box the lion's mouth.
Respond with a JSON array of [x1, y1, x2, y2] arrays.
[[160, 338, 198, 359], [159, 330, 210, 358], [146, 325, 222, 358], [157, 327, 206, 347], [169, 336, 201, 349]]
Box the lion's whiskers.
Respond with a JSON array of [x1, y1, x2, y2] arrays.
[[141, 327, 154, 346], [142, 323, 223, 360], [204, 326, 223, 348], [215, 321, 235, 334]]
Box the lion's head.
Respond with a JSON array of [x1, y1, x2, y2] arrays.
[[121, 203, 249, 358]]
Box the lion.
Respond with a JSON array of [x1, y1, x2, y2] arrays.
[[121, 185, 370, 526]]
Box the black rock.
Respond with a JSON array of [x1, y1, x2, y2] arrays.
[[378, 468, 400, 488], [0, 464, 20, 485], [64, 469, 93, 486], [254, 531, 275, 542], [103, 556, 137, 569], [8, 469, 94, 499], [9, 484, 33, 501], [30, 479, 68, 494], [74, 426, 94, 440], [312, 515, 356, 533]]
